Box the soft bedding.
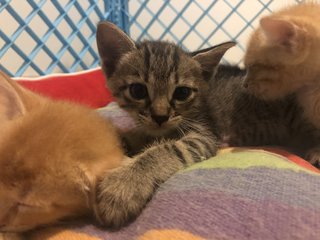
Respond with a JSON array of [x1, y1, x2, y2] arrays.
[[15, 72, 320, 240], [28, 146, 320, 240]]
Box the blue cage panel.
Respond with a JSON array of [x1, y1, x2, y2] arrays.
[[0, 0, 129, 77], [0, 0, 301, 77]]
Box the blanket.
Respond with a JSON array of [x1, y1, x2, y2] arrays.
[[28, 147, 320, 240], [15, 68, 113, 108]]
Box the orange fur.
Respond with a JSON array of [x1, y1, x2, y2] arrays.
[[243, 2, 320, 127], [0, 72, 124, 233]]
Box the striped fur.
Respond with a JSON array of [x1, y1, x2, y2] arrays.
[[209, 65, 320, 154], [95, 22, 320, 229], [95, 50, 219, 226], [95, 22, 229, 228], [95, 127, 217, 228]]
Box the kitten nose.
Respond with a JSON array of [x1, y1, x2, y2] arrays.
[[151, 115, 169, 126]]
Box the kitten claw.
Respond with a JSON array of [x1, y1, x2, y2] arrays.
[[94, 162, 153, 229]]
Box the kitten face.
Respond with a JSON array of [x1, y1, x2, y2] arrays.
[[0, 72, 123, 232], [243, 15, 310, 100], [110, 42, 204, 135], [97, 22, 235, 136], [244, 61, 287, 100], [0, 167, 89, 232]]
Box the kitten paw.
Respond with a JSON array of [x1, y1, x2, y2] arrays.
[[94, 161, 154, 229], [306, 148, 320, 168]]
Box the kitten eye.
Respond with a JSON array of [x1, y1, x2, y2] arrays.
[[173, 87, 192, 101], [129, 83, 148, 100]]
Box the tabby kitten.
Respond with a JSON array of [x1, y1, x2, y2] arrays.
[[243, 3, 320, 127], [95, 22, 320, 229], [94, 22, 233, 228]]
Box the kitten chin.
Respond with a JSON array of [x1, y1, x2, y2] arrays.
[[143, 125, 178, 137], [139, 119, 183, 137]]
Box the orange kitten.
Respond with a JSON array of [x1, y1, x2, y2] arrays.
[[243, 3, 320, 126], [0, 71, 124, 234]]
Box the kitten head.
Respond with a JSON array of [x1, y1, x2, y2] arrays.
[[244, 14, 313, 100], [0, 72, 123, 232], [97, 21, 234, 136]]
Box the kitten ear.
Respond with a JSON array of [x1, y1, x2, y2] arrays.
[[260, 17, 297, 46], [0, 72, 26, 122], [96, 21, 136, 77], [192, 42, 236, 79]]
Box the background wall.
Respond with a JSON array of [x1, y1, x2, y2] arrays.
[[0, 0, 302, 76]]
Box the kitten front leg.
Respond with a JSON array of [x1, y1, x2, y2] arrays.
[[94, 128, 218, 229]]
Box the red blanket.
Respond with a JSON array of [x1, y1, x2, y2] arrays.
[[15, 68, 112, 108]]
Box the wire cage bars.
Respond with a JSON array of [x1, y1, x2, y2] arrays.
[[0, 0, 301, 77]]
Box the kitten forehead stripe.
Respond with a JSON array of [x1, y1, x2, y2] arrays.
[[173, 47, 180, 84], [143, 45, 151, 83]]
